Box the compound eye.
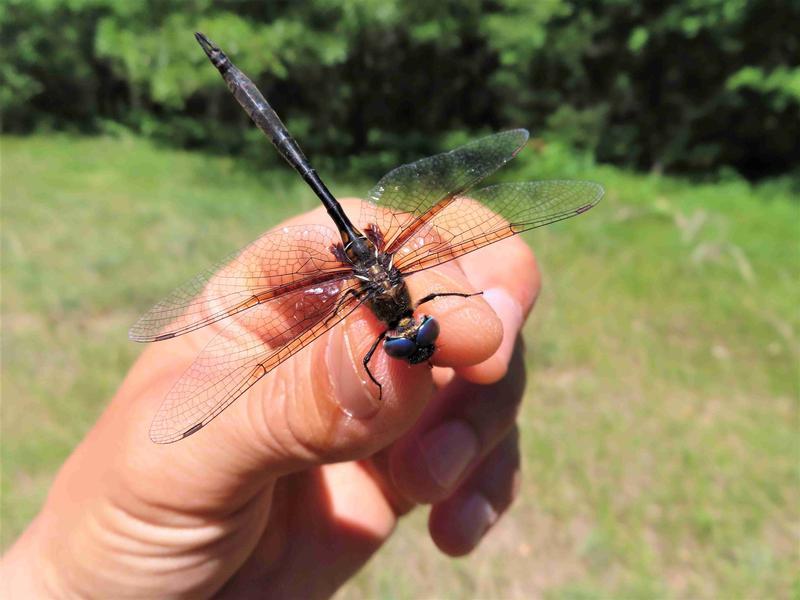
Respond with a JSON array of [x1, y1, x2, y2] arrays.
[[415, 316, 440, 347], [384, 336, 416, 359]]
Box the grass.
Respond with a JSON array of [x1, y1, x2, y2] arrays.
[[2, 134, 798, 598]]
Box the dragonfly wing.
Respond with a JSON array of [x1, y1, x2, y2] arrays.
[[360, 130, 529, 252], [393, 180, 604, 274], [149, 277, 363, 443], [130, 224, 352, 342]]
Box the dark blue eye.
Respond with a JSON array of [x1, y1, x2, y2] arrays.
[[384, 336, 416, 358], [415, 316, 440, 347]]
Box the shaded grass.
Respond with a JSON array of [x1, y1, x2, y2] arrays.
[[2, 134, 798, 598]]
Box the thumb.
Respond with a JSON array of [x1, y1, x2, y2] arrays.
[[232, 306, 439, 473], [101, 306, 436, 514]]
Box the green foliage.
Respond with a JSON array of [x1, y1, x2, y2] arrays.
[[1, 0, 798, 178], [728, 65, 800, 110]]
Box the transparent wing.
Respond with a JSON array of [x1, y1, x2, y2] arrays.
[[392, 180, 604, 274], [149, 278, 363, 443], [130, 224, 352, 342], [360, 130, 529, 252]]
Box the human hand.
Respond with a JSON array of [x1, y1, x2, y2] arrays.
[[1, 199, 540, 599]]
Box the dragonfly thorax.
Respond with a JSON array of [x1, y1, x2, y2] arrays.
[[358, 253, 413, 328], [348, 244, 440, 365]]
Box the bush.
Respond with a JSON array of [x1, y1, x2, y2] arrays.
[[2, 0, 797, 179]]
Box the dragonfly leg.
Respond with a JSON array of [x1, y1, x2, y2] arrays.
[[329, 242, 352, 264], [363, 330, 387, 398], [415, 290, 483, 309], [324, 287, 366, 326], [364, 223, 385, 250]]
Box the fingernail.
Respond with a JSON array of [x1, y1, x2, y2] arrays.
[[457, 493, 498, 548], [482, 288, 523, 366], [327, 327, 379, 419], [419, 420, 479, 489]]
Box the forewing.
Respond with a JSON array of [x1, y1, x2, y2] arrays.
[[360, 130, 529, 251], [393, 180, 604, 274], [130, 224, 351, 342], [149, 278, 363, 443]]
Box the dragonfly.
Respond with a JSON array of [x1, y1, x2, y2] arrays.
[[130, 32, 603, 444]]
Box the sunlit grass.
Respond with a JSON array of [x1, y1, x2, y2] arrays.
[[2, 134, 798, 598]]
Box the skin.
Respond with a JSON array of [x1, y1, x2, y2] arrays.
[[1, 199, 540, 599]]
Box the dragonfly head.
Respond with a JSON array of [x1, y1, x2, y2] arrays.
[[383, 315, 440, 364]]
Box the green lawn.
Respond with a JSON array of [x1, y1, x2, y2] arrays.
[[2, 134, 798, 598]]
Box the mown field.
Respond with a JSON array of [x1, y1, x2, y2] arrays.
[[2, 134, 798, 598]]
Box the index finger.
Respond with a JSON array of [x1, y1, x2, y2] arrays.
[[452, 234, 540, 384]]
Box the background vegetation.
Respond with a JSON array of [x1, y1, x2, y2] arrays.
[[3, 0, 799, 178], [2, 1, 799, 598]]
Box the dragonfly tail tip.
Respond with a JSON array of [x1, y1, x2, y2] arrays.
[[194, 32, 217, 55]]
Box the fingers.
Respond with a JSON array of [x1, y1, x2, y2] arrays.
[[390, 338, 527, 557], [455, 234, 540, 384], [428, 427, 521, 556], [404, 260, 503, 368], [388, 336, 526, 504]]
